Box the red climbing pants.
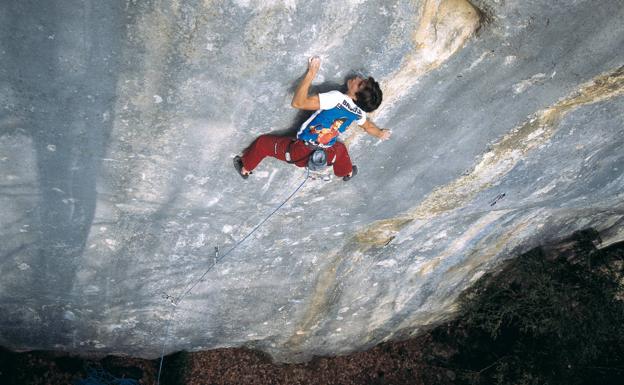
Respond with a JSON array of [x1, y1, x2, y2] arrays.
[[241, 134, 353, 177]]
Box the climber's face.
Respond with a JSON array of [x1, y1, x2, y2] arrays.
[[347, 76, 366, 98]]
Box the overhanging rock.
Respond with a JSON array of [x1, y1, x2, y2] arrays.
[[0, 0, 623, 362]]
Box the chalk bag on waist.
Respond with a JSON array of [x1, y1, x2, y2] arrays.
[[308, 149, 327, 171]]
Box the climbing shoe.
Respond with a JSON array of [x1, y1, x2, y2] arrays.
[[343, 165, 358, 181], [233, 156, 250, 179]]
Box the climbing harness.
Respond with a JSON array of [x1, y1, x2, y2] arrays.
[[155, 168, 310, 385], [284, 139, 335, 178]]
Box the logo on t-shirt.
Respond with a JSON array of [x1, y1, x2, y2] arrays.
[[309, 118, 346, 145]]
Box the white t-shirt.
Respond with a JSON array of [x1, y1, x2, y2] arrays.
[[297, 90, 367, 148]]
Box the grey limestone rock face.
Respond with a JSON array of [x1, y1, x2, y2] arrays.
[[0, 0, 623, 361]]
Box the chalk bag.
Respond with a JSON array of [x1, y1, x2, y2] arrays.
[[308, 149, 327, 172]]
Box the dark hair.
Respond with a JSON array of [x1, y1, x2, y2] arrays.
[[355, 77, 383, 112]]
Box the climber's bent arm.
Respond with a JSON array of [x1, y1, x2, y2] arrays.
[[291, 57, 321, 110]]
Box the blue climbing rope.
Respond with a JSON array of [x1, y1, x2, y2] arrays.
[[155, 168, 310, 385], [74, 367, 139, 385]]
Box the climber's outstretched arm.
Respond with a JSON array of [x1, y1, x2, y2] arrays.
[[291, 57, 321, 110], [360, 119, 391, 140]]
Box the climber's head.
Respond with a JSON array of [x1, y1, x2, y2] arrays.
[[348, 76, 383, 112]]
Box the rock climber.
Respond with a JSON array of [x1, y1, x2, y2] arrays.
[[233, 56, 391, 181]]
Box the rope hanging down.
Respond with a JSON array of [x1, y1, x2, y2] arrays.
[[155, 168, 310, 385]]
